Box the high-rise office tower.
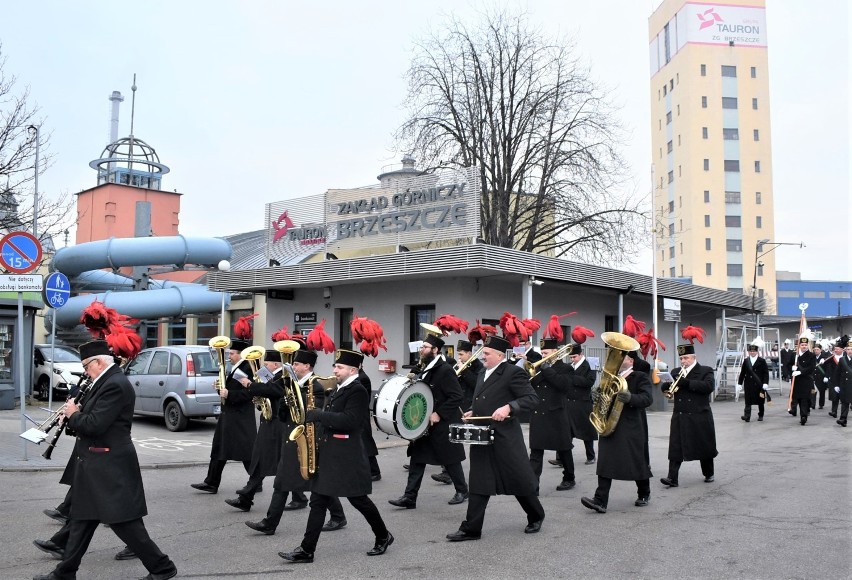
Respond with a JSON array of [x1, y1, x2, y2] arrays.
[[649, 0, 776, 312]]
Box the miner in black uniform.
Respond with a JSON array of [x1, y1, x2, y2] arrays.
[[446, 335, 544, 542], [831, 338, 852, 427], [528, 338, 576, 490], [660, 342, 718, 487], [225, 349, 286, 511], [389, 334, 469, 508], [565, 345, 599, 466], [33, 340, 177, 580], [788, 336, 816, 424], [279, 349, 392, 563], [826, 337, 847, 418], [191, 339, 257, 493], [456, 339, 483, 412], [581, 347, 654, 513], [738, 342, 770, 422]]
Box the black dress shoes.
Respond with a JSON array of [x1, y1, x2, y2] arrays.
[[225, 497, 252, 512], [660, 477, 679, 487], [366, 532, 394, 556], [828, 411, 838, 418], [279, 547, 314, 563], [33, 573, 61, 580], [245, 520, 276, 535], [235, 484, 262, 495], [800, 416, 807, 425], [42, 509, 68, 524], [388, 496, 417, 509], [284, 500, 308, 510], [139, 564, 178, 580], [371, 474, 382, 481], [838, 419, 847, 427], [635, 496, 650, 507], [524, 519, 543, 534], [757, 416, 764, 421], [448, 492, 468, 505], [446, 530, 481, 542], [431, 472, 452, 484], [584, 458, 596, 465], [556, 479, 576, 491], [547, 459, 563, 467], [190, 482, 217, 494], [33, 539, 64, 560], [704, 475, 715, 483], [322, 519, 347, 531], [741, 415, 750, 422], [114, 546, 137, 560], [580, 496, 607, 513]]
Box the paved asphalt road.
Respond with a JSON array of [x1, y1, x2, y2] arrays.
[[0, 397, 849, 579]]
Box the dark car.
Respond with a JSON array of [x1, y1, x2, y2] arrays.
[[124, 345, 222, 431]]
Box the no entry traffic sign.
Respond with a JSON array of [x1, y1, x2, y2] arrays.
[[0, 231, 42, 274]]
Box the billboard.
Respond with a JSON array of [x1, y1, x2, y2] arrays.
[[682, 3, 767, 48]]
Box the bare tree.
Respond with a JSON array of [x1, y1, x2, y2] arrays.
[[0, 44, 72, 254], [396, 10, 646, 264]]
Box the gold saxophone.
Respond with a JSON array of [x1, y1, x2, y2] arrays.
[[274, 340, 316, 480], [241, 345, 272, 420], [589, 332, 640, 437]]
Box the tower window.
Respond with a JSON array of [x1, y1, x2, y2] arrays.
[[753, 129, 760, 141], [703, 159, 710, 171], [723, 128, 739, 140], [752, 98, 759, 109], [702, 127, 708, 139], [701, 64, 706, 76], [750, 66, 757, 78], [722, 97, 738, 109], [702, 96, 708, 108], [721, 65, 737, 77], [704, 190, 710, 203], [754, 160, 761, 173]]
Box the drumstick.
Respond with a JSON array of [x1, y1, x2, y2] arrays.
[[464, 415, 511, 421]]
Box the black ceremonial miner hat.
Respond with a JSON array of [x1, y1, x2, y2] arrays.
[[334, 349, 364, 368]]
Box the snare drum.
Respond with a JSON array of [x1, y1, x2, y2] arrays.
[[372, 375, 434, 440], [448, 423, 494, 445]]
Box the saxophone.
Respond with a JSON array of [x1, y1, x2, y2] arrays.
[[589, 332, 640, 437], [274, 340, 316, 480]]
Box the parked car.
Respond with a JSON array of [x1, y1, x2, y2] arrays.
[[124, 345, 222, 431], [33, 344, 85, 401]]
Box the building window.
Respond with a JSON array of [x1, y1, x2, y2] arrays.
[[701, 95, 708, 108], [756, 191, 762, 204], [721, 65, 737, 77], [678, 165, 681, 177], [338, 308, 354, 350], [750, 66, 757, 78], [705, 238, 712, 250], [703, 159, 710, 171], [668, 201, 675, 214], [670, 267, 676, 277], [829, 291, 852, 299], [726, 239, 743, 251], [722, 97, 738, 109], [725, 191, 741, 204], [753, 129, 760, 141], [755, 160, 761, 172], [702, 127, 708, 139], [197, 314, 219, 343], [704, 190, 710, 203], [725, 215, 742, 227], [700, 64, 706, 76], [604, 315, 615, 333], [756, 216, 763, 228], [704, 215, 711, 227], [723, 128, 739, 140], [678, 134, 681, 146], [670, 79, 674, 91], [724, 160, 740, 172], [778, 290, 800, 298], [804, 291, 826, 299], [677, 104, 680, 115], [727, 264, 743, 276], [659, 120, 662, 130], [663, 84, 668, 96], [706, 263, 712, 275], [758, 289, 764, 298], [669, 246, 675, 259], [728, 287, 744, 294], [667, 170, 674, 183], [668, 223, 675, 236], [658, 89, 661, 101], [752, 97, 758, 109], [667, 140, 673, 153], [666, 111, 672, 124]]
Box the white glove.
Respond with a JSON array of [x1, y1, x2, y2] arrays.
[[762, 384, 768, 391], [835, 386, 841, 393], [791, 365, 797, 372], [792, 370, 801, 377], [823, 377, 829, 383]]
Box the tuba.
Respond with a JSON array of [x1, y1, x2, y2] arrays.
[[241, 345, 272, 420], [208, 336, 231, 405], [589, 332, 640, 437], [275, 339, 317, 481]]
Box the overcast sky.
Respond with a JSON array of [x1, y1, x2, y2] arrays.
[[1, 0, 848, 281]]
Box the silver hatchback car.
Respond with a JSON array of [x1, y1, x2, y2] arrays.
[[124, 345, 222, 431]]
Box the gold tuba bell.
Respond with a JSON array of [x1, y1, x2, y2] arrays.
[[241, 345, 272, 420], [589, 332, 640, 437], [208, 336, 231, 405]]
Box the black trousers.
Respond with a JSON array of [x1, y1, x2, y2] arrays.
[[815, 383, 828, 408], [459, 492, 544, 536], [52, 518, 173, 579], [584, 440, 596, 460], [404, 462, 467, 499], [529, 448, 573, 482], [743, 402, 765, 418], [790, 396, 810, 418], [668, 458, 713, 481], [839, 402, 850, 422], [300, 493, 388, 554], [594, 475, 650, 505], [205, 458, 251, 488], [56, 487, 72, 517], [368, 455, 381, 477]]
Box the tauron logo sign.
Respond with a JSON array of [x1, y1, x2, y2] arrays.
[[272, 211, 295, 243], [272, 210, 327, 246], [696, 7, 722, 31]]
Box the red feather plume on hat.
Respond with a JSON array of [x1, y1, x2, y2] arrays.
[[521, 318, 541, 334], [544, 312, 577, 342], [106, 324, 143, 360], [307, 319, 335, 354], [622, 315, 646, 338], [234, 313, 259, 340], [681, 325, 705, 344], [350, 315, 387, 358], [80, 301, 142, 359], [434, 314, 469, 335], [468, 320, 497, 344], [271, 325, 290, 342], [499, 311, 531, 347], [571, 325, 595, 345], [80, 301, 120, 339], [637, 328, 666, 359]]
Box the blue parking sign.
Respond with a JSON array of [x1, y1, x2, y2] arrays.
[[43, 272, 71, 308]]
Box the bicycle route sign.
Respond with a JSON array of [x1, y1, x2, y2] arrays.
[[0, 230, 42, 274], [43, 272, 71, 308]]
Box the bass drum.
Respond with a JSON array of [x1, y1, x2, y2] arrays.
[[372, 375, 434, 440]]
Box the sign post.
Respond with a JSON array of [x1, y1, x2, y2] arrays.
[[43, 272, 70, 411]]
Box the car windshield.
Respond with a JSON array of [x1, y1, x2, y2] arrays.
[[191, 351, 219, 375], [42, 347, 81, 363]]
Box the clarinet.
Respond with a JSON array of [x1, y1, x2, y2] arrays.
[[42, 375, 93, 460]]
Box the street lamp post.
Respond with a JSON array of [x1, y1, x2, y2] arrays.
[[751, 239, 806, 330], [218, 260, 230, 335], [27, 125, 39, 238]]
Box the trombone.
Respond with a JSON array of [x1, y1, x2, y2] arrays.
[[454, 346, 484, 376], [526, 343, 575, 377]]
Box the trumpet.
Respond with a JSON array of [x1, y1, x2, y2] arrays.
[[663, 367, 688, 399], [526, 343, 574, 377], [454, 346, 484, 376], [208, 335, 231, 405], [241, 345, 271, 420]]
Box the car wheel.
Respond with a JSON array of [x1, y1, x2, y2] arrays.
[[164, 400, 189, 432], [35, 376, 51, 401]]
